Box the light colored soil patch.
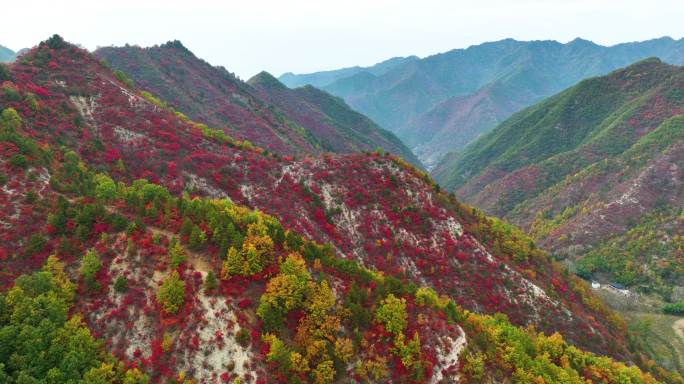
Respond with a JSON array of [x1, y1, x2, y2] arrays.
[[184, 172, 232, 200], [674, 318, 684, 352], [180, 293, 254, 383], [431, 325, 467, 383], [147, 226, 213, 273], [114, 126, 147, 144]]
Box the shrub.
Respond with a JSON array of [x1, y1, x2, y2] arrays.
[[24, 233, 46, 257], [113, 69, 135, 88], [94, 173, 118, 202], [312, 360, 335, 384], [1, 107, 22, 131], [662, 301, 684, 315], [188, 225, 207, 249], [114, 275, 128, 293], [221, 225, 274, 277], [204, 270, 218, 292], [235, 328, 250, 347], [375, 294, 407, 336], [9, 154, 28, 169], [168, 239, 187, 269], [0, 64, 10, 82], [45, 34, 68, 49], [157, 271, 185, 314], [80, 249, 102, 290]]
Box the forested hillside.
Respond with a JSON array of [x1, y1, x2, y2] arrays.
[[95, 43, 420, 166], [436, 58, 684, 300], [0, 35, 680, 383], [248, 71, 420, 166], [281, 37, 684, 168]]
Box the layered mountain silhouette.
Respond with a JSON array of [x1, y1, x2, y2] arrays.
[[281, 37, 684, 168], [435, 58, 684, 299], [248, 71, 418, 163], [0, 44, 15, 62], [95, 42, 421, 166], [1, 35, 677, 383]]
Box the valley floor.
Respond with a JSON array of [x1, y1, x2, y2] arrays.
[[624, 312, 684, 374], [592, 284, 684, 375]]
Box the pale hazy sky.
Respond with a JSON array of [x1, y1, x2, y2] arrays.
[[2, 0, 683, 79]]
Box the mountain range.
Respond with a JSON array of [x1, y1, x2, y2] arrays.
[[94, 42, 421, 166], [0, 45, 15, 62], [0, 35, 678, 383], [280, 37, 684, 169], [434, 58, 684, 301]]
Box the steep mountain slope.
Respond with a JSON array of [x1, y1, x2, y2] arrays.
[[95, 41, 320, 156], [0, 110, 671, 384], [282, 37, 684, 168], [0, 44, 15, 62], [0, 35, 676, 382], [95, 43, 420, 166], [436, 59, 684, 298], [407, 81, 528, 166], [248, 71, 420, 165]]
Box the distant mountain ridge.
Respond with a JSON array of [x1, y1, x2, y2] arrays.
[[280, 37, 684, 168], [434, 58, 684, 299], [279, 55, 419, 89], [95, 42, 420, 166], [248, 71, 420, 164], [0, 44, 15, 62]]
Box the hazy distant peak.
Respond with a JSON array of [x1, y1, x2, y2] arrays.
[[568, 37, 595, 45], [0, 44, 15, 63]]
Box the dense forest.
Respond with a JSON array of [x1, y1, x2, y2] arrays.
[[436, 58, 684, 302], [0, 35, 682, 382]]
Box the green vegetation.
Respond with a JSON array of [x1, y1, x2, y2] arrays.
[[80, 249, 102, 290], [94, 173, 118, 202], [530, 205, 579, 239], [375, 294, 407, 335], [221, 221, 275, 278], [436, 58, 678, 191], [1, 108, 51, 168], [576, 210, 683, 296], [167, 239, 187, 269], [0, 57, 678, 383], [113, 275, 128, 293], [140, 91, 168, 109], [663, 302, 684, 316], [204, 270, 218, 292], [257, 252, 357, 383], [624, 311, 684, 376], [256, 253, 311, 331], [113, 69, 134, 88], [435, 59, 684, 305], [0, 256, 148, 383], [460, 312, 665, 384], [0, 64, 11, 82], [23, 233, 46, 258], [156, 271, 185, 314], [44, 34, 68, 50]]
